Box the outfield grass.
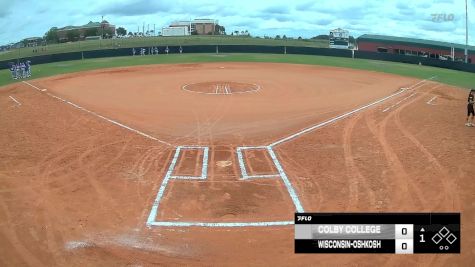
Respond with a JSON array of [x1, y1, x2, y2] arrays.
[[1, 53, 474, 89], [1, 36, 327, 61]]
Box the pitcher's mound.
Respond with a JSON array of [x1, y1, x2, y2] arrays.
[[182, 81, 260, 95]]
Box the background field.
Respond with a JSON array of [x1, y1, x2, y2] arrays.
[[0, 36, 327, 61], [1, 53, 475, 89]]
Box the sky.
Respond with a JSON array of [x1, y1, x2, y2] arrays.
[[0, 0, 474, 46]]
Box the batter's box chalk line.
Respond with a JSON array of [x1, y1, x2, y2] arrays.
[[169, 146, 209, 180], [148, 77, 437, 228], [146, 145, 304, 228], [236, 146, 280, 179]]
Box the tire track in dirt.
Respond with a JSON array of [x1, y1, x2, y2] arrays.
[[201, 97, 232, 190], [35, 140, 120, 265], [37, 138, 127, 194], [365, 103, 423, 210], [342, 114, 360, 210], [342, 114, 377, 210], [35, 135, 99, 178], [393, 87, 461, 210], [77, 138, 131, 215], [0, 199, 47, 267], [128, 146, 168, 181], [367, 88, 436, 267], [37, 201, 68, 266], [138, 148, 175, 226], [384, 91, 441, 210]]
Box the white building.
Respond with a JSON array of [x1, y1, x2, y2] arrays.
[[161, 26, 190, 37], [161, 19, 218, 36]]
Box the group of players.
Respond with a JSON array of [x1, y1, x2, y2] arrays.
[[132, 46, 183, 56], [9, 61, 32, 80]]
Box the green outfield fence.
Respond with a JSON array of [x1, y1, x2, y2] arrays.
[[1, 45, 474, 73]]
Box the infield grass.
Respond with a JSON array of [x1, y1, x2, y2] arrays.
[[0, 53, 474, 89]]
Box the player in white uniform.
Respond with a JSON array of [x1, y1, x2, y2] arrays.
[[15, 64, 21, 79], [20, 62, 26, 78], [10, 64, 16, 79], [26, 61, 31, 77]]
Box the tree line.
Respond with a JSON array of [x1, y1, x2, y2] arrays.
[[44, 26, 120, 43]]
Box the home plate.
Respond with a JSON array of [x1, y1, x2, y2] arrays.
[[41, 89, 47, 91], [216, 161, 232, 167]]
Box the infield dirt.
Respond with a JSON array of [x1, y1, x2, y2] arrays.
[[0, 62, 473, 266]]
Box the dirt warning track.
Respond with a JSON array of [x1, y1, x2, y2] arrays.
[[0, 62, 473, 266]]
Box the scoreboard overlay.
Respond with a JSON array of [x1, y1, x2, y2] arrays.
[[295, 213, 460, 254]]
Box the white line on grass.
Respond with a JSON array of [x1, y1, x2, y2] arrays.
[[22, 81, 172, 146]]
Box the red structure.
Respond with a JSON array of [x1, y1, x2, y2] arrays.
[[357, 34, 474, 63]]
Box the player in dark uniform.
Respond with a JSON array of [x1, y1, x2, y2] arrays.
[[466, 90, 475, 127]]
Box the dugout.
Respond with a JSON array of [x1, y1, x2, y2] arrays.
[[357, 34, 475, 63]]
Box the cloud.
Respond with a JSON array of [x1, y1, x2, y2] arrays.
[[0, 0, 474, 46], [95, 0, 172, 16], [261, 5, 290, 15], [0, 0, 14, 17]]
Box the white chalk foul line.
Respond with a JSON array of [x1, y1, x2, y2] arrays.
[[269, 77, 436, 147], [427, 96, 438, 105], [384, 83, 443, 112], [9, 96, 21, 106], [382, 92, 417, 113], [22, 81, 42, 91], [148, 221, 294, 227], [22, 81, 172, 146], [269, 90, 405, 147]]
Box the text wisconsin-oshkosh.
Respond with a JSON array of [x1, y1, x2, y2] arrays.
[[317, 240, 381, 249]]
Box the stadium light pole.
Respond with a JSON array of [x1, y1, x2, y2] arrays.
[[465, 0, 469, 63]]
